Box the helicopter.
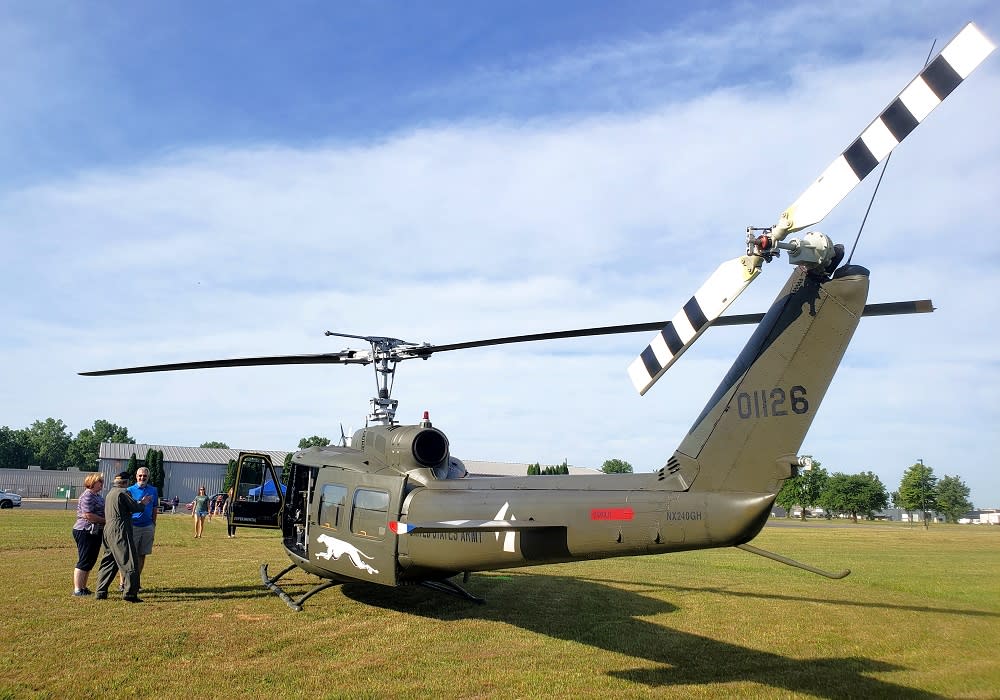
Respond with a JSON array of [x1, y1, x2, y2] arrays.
[[82, 22, 993, 610]]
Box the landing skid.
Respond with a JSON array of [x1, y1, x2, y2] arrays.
[[419, 575, 485, 604], [261, 562, 341, 612]]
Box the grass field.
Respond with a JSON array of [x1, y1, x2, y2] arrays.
[[1, 509, 998, 699]]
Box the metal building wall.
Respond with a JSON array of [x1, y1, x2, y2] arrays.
[[0, 468, 97, 498]]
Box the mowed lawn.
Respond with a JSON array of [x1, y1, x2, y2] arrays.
[[1, 509, 997, 699]]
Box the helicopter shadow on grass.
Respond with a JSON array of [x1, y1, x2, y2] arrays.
[[340, 572, 937, 698], [578, 576, 1000, 620], [147, 584, 275, 602]]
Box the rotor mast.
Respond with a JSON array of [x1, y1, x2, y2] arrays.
[[323, 331, 430, 425]]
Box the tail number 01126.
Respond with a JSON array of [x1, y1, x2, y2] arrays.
[[736, 386, 808, 419]]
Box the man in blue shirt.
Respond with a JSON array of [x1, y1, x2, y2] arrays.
[[125, 466, 158, 587]]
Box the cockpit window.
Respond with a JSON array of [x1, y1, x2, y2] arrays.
[[319, 483, 347, 529], [351, 488, 389, 539]]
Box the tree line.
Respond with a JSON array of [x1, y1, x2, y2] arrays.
[[0, 418, 136, 473], [3, 419, 975, 523], [776, 459, 974, 524]]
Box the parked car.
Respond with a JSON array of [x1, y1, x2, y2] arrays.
[[0, 489, 22, 508]]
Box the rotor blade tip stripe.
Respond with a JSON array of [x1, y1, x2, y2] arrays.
[[881, 98, 919, 141], [843, 138, 879, 181], [639, 346, 662, 378], [921, 54, 963, 101], [659, 323, 684, 356], [683, 297, 709, 332]]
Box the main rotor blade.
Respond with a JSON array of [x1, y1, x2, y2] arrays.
[[79, 301, 931, 377], [79, 350, 364, 376], [406, 299, 932, 356], [780, 22, 994, 233]]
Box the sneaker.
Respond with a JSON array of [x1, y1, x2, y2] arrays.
[[123, 596, 143, 603], [94, 592, 108, 600], [72, 589, 88, 597], [81, 587, 93, 595]]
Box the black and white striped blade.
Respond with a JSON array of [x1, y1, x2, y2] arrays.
[[782, 21, 995, 233], [628, 257, 760, 396]]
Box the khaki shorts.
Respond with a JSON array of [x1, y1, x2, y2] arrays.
[[134, 525, 155, 556]]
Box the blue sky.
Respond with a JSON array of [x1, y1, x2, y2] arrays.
[[2, 1, 999, 506]]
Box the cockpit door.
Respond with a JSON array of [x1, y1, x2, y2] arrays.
[[309, 471, 404, 587], [230, 452, 284, 529]]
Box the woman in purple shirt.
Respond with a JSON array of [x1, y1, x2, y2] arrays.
[[72, 473, 106, 596]]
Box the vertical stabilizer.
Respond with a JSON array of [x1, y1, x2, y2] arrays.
[[679, 265, 869, 494]]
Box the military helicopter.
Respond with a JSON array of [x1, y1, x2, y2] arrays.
[[82, 22, 993, 610]]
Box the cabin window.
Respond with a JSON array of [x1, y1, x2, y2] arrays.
[[318, 483, 347, 530], [351, 488, 389, 540]]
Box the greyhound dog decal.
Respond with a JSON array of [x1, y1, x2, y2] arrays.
[[314, 533, 379, 575]]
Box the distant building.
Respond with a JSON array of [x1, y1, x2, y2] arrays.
[[962, 509, 1000, 525], [0, 465, 90, 498], [1, 449, 599, 502], [99, 443, 288, 502]]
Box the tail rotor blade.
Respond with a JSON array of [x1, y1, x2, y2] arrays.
[[628, 257, 760, 395], [781, 22, 995, 234]]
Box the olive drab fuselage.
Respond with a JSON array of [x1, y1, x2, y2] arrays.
[[230, 265, 869, 588]]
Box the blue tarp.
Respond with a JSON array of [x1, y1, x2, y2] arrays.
[[248, 480, 286, 500]]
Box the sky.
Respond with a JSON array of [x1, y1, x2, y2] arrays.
[[2, 1, 998, 507]]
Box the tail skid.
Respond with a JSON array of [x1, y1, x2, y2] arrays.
[[737, 543, 851, 579]]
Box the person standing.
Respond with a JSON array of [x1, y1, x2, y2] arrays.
[[94, 472, 151, 602], [71, 473, 106, 596], [126, 466, 158, 584], [226, 486, 237, 538], [192, 486, 210, 538]]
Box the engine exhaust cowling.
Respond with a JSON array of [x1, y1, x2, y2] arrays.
[[354, 424, 450, 475]]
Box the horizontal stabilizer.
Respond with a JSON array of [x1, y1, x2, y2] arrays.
[[628, 257, 760, 395], [782, 22, 995, 233], [389, 519, 559, 535]]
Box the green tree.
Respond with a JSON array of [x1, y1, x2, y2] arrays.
[[298, 436, 331, 449], [148, 449, 165, 492], [127, 453, 138, 481], [775, 463, 828, 519], [820, 471, 888, 522], [775, 479, 797, 517], [897, 461, 937, 527], [280, 453, 292, 484], [26, 418, 73, 469], [200, 441, 229, 449], [67, 419, 135, 471], [223, 459, 237, 492], [601, 458, 633, 474], [935, 475, 973, 523], [0, 426, 33, 469], [527, 462, 540, 475]]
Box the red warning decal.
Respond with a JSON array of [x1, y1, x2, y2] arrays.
[[590, 507, 634, 521]]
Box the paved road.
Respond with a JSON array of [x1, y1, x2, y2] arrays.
[[14, 499, 78, 511]]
